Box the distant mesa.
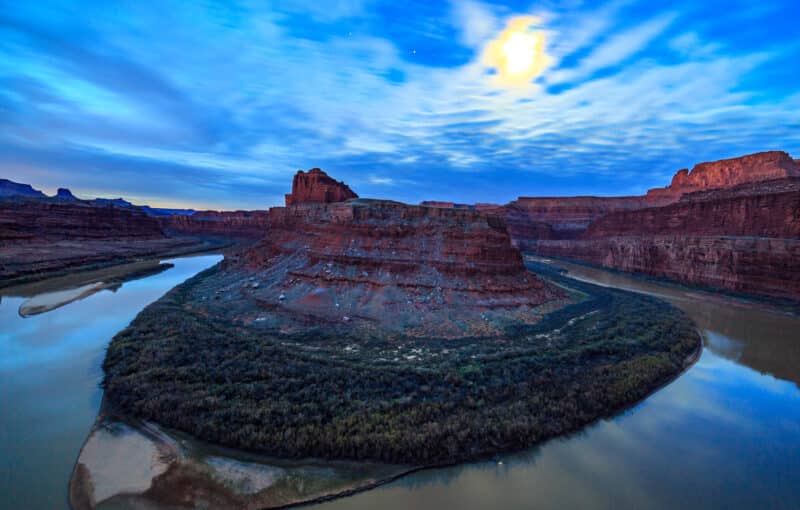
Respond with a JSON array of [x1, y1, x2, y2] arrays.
[[285, 168, 358, 206], [646, 150, 800, 198], [0, 179, 46, 198], [55, 187, 78, 200], [420, 201, 501, 212]]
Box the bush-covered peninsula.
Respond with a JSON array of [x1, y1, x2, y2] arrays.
[[103, 258, 699, 465]]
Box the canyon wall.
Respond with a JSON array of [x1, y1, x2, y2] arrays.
[[512, 151, 800, 300], [235, 190, 561, 337], [503, 195, 673, 246], [528, 236, 800, 300], [159, 210, 270, 239], [0, 199, 166, 241]]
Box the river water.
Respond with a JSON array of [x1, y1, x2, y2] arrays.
[[1, 255, 799, 509], [0, 255, 223, 510]]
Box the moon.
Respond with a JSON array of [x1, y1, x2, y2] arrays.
[[483, 16, 551, 87]]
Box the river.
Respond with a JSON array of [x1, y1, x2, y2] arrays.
[[1, 255, 798, 509], [0, 255, 223, 510]]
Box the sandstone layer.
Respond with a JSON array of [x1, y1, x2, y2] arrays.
[[506, 151, 800, 301], [223, 198, 562, 338], [0, 199, 165, 241], [503, 195, 673, 247], [159, 210, 270, 239], [647, 150, 800, 199], [0, 193, 223, 285]]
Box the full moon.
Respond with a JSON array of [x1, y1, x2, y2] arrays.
[[502, 31, 538, 74], [483, 16, 551, 87]]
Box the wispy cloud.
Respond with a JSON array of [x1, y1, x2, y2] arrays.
[[0, 0, 798, 208]]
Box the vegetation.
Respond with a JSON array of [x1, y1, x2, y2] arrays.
[[103, 260, 699, 465]]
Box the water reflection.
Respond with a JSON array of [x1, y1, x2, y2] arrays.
[[3, 260, 173, 318], [538, 259, 800, 387], [0, 255, 222, 510], [313, 260, 800, 510]]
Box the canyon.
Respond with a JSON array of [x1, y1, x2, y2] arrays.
[[488, 151, 800, 301], [0, 184, 266, 286], [3, 150, 798, 302]]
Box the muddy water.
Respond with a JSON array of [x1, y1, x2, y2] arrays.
[[2, 255, 799, 509], [0, 255, 222, 510]]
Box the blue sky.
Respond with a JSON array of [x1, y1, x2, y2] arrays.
[[1, 0, 799, 209]]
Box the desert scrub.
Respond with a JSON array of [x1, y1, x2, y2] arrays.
[[103, 260, 700, 465]]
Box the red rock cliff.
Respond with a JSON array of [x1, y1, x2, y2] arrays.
[[0, 199, 165, 241], [160, 210, 270, 239], [647, 151, 800, 199], [528, 177, 800, 300], [506, 151, 800, 301], [235, 196, 562, 338], [284, 168, 358, 206], [502, 195, 675, 248]]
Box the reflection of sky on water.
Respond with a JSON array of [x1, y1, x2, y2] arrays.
[[0, 254, 221, 510], [318, 348, 800, 510], [0, 256, 220, 372], [534, 259, 800, 386], [317, 266, 800, 510]]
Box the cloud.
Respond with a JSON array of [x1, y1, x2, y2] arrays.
[[546, 12, 677, 85], [0, 0, 798, 208], [368, 176, 396, 185], [451, 0, 499, 48]]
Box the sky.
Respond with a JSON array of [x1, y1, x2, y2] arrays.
[[1, 0, 799, 210]]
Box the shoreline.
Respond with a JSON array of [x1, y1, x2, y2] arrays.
[[68, 339, 703, 510], [0, 237, 233, 291], [525, 254, 800, 316]]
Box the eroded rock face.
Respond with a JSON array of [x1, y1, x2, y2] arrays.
[[503, 151, 800, 301], [0, 200, 165, 242], [228, 198, 562, 338], [528, 236, 800, 300], [585, 179, 800, 239], [646, 151, 800, 199], [284, 168, 358, 206], [503, 196, 669, 243], [160, 210, 271, 239], [524, 177, 800, 300]]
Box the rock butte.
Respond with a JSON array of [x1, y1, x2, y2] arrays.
[[285, 167, 358, 206], [224, 169, 562, 337]]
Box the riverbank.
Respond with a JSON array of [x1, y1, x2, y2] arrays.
[[524, 254, 800, 316], [69, 403, 419, 510], [0, 236, 232, 289]]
